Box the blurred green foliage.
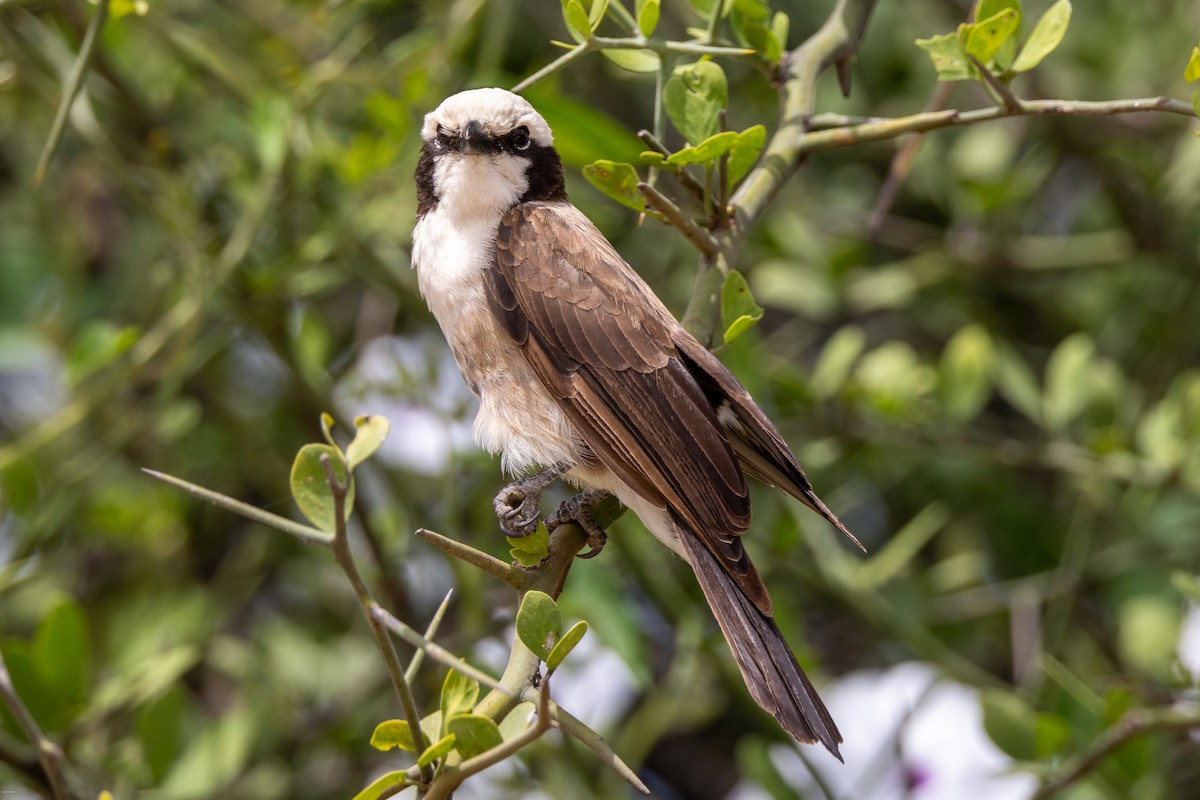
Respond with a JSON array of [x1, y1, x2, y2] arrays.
[[1, 0, 1200, 798]]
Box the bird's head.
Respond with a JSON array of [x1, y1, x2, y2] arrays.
[[415, 88, 566, 219]]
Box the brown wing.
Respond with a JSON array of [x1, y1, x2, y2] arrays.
[[489, 202, 772, 612]]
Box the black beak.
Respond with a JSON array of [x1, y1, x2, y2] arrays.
[[455, 120, 498, 155]]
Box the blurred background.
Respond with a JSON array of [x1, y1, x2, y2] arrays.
[[2, 0, 1199, 798]]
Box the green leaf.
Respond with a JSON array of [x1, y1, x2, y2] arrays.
[[964, 8, 1019, 65], [346, 414, 390, 468], [588, 0, 609, 28], [440, 668, 480, 724], [602, 48, 660, 73], [1, 639, 60, 732], [546, 620, 588, 670], [33, 598, 90, 705], [498, 701, 537, 741], [155, 701, 255, 800], [289, 443, 354, 532], [915, 32, 972, 81], [516, 590, 562, 661], [1187, 46, 1200, 83], [447, 714, 504, 758], [726, 125, 766, 189], [417, 733, 457, 767], [67, 321, 140, 382], [737, 21, 782, 62], [938, 325, 994, 422], [810, 326, 867, 400], [770, 11, 789, 50], [639, 151, 671, 169], [721, 270, 764, 344], [1011, 0, 1071, 73], [508, 524, 550, 567], [993, 344, 1042, 424], [352, 770, 411, 800], [1042, 333, 1094, 432], [563, 0, 591, 42], [976, 0, 1022, 69], [319, 412, 338, 450], [370, 719, 415, 752], [138, 687, 186, 783], [1117, 594, 1180, 681], [582, 160, 646, 212], [663, 60, 728, 145], [636, 0, 660, 36], [980, 688, 1036, 760], [665, 131, 738, 166], [1034, 712, 1071, 758]]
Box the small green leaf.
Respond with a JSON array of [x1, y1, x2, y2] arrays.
[[964, 8, 1019, 65], [737, 21, 782, 62], [508, 524, 551, 567], [1034, 712, 1071, 758], [721, 270, 764, 344], [663, 60, 728, 145], [563, 0, 591, 41], [319, 412, 338, 450], [33, 598, 90, 705], [1011, 0, 1071, 73], [980, 688, 1036, 760], [639, 151, 672, 169], [582, 160, 646, 212], [352, 770, 411, 800], [1043, 332, 1094, 432], [370, 719, 415, 752], [290, 444, 354, 532], [498, 701, 537, 741], [938, 325, 994, 422], [1187, 46, 1200, 83], [602, 48, 660, 73], [346, 414, 390, 468], [440, 668, 480, 724], [417, 733, 457, 767], [665, 131, 738, 166], [516, 590, 562, 661], [447, 714, 504, 758], [636, 0, 660, 36], [915, 32, 972, 81], [975, 0, 1022, 69], [588, 0, 609, 28], [546, 620, 588, 670], [770, 11, 789, 51], [810, 326, 867, 400], [137, 687, 185, 783], [726, 124, 766, 188]]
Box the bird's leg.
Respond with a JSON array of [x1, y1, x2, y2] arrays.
[[493, 464, 568, 537], [546, 488, 612, 559]]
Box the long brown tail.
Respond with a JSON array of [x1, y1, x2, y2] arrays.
[[677, 514, 843, 760]]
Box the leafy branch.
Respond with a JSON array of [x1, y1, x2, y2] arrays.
[[147, 415, 648, 799]]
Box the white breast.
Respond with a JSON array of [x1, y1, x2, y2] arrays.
[[412, 207, 582, 475]]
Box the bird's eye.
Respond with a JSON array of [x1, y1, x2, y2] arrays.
[[510, 126, 531, 151]]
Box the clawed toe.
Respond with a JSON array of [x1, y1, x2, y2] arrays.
[[547, 489, 612, 558]]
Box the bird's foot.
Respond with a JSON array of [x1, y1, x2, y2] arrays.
[[493, 465, 566, 537], [546, 489, 612, 558]]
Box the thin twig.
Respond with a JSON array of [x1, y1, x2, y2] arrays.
[[415, 528, 528, 590], [143, 469, 333, 547], [800, 96, 1196, 155], [1031, 706, 1200, 800], [404, 589, 453, 684], [371, 604, 514, 697], [637, 182, 721, 258], [34, 0, 110, 185], [321, 455, 433, 786], [0, 650, 69, 800], [967, 54, 1024, 114], [637, 130, 710, 208]]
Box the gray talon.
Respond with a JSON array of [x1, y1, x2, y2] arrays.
[[546, 489, 612, 558]]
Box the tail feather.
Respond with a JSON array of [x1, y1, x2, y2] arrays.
[[677, 514, 843, 760]]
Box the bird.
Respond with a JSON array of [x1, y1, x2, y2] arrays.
[[411, 87, 859, 760]]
